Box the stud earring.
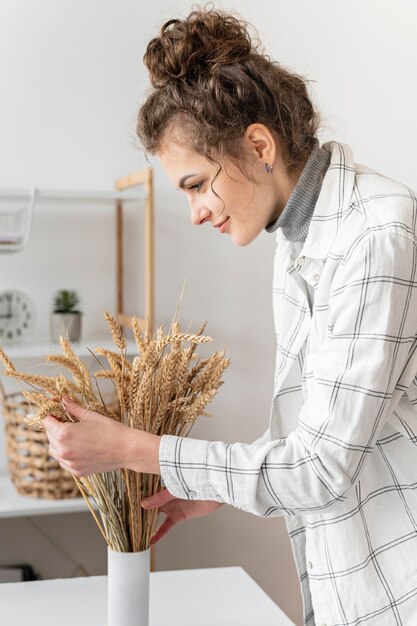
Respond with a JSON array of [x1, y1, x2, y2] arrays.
[[264, 163, 273, 174]]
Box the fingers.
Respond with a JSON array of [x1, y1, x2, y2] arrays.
[[142, 490, 179, 544], [46, 439, 72, 473], [150, 517, 177, 545], [141, 488, 175, 510], [44, 417, 74, 465], [56, 459, 72, 474], [56, 458, 85, 478], [43, 415, 65, 440], [61, 396, 89, 422]]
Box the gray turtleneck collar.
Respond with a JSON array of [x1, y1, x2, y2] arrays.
[[265, 141, 330, 241]]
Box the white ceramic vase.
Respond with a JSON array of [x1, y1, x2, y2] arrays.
[[107, 547, 150, 626]]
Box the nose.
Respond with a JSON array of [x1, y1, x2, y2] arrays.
[[190, 205, 212, 226]]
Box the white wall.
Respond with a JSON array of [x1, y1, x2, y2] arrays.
[[1, 2, 416, 625]]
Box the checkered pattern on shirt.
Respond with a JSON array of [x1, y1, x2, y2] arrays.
[[160, 142, 417, 625]]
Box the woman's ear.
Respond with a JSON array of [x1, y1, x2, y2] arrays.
[[244, 123, 277, 167]]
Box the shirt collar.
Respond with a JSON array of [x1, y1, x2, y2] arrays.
[[276, 142, 356, 267], [298, 141, 356, 261], [265, 140, 331, 241]]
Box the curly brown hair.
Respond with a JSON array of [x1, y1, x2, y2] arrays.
[[137, 5, 320, 178]]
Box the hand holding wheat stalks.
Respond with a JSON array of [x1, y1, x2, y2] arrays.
[[0, 312, 230, 551]]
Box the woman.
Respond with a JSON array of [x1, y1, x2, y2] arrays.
[[44, 7, 417, 625]]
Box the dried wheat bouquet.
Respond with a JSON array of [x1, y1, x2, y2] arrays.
[[0, 312, 230, 551]]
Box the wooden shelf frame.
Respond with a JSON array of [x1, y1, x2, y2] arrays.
[[114, 167, 154, 334], [0, 173, 155, 565], [0, 173, 154, 330]]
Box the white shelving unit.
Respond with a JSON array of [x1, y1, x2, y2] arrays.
[[0, 475, 93, 518], [0, 188, 145, 253], [3, 338, 139, 360], [0, 170, 155, 524], [0, 167, 155, 332], [0, 338, 138, 518], [0, 188, 146, 203]]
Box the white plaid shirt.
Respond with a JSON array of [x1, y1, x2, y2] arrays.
[[160, 142, 417, 625]]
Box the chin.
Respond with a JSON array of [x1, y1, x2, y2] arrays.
[[230, 230, 258, 247]]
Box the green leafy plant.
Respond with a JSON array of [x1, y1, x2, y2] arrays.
[[53, 289, 81, 314]]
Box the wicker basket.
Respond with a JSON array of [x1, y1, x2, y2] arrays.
[[0, 383, 80, 499]]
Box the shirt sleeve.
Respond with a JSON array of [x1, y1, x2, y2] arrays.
[[159, 230, 417, 516]]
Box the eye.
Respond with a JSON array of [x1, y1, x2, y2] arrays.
[[187, 182, 203, 192]]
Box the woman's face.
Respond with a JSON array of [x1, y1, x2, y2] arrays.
[[158, 136, 294, 247]]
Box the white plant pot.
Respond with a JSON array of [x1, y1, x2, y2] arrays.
[[50, 312, 82, 343], [107, 547, 150, 626]]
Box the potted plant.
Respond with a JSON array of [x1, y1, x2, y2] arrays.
[[50, 289, 82, 343]]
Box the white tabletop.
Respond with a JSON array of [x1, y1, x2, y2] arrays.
[[0, 566, 296, 626]]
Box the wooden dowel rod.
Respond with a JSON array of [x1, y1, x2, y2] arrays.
[[116, 200, 123, 316], [115, 167, 154, 333], [145, 170, 154, 334]]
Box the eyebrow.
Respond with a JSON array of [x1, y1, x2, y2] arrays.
[[177, 174, 197, 190]]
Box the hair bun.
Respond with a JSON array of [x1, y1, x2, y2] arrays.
[[144, 8, 255, 88]]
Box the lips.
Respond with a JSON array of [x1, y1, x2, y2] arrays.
[[215, 217, 230, 232]]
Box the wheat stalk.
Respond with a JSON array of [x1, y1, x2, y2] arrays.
[[0, 311, 230, 552]]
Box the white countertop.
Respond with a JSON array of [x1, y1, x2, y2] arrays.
[[0, 566, 296, 626]]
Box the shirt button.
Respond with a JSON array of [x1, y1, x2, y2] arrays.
[[313, 274, 320, 282], [297, 256, 305, 267], [188, 490, 197, 498], [307, 561, 313, 570]]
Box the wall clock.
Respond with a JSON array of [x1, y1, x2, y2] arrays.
[[0, 290, 35, 344]]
